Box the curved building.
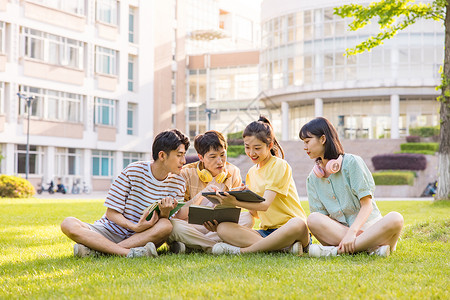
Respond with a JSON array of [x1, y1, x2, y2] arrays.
[[260, 0, 443, 140]]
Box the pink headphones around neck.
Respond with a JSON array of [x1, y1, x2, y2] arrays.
[[313, 155, 343, 178]]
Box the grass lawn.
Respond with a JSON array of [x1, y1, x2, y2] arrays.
[[0, 198, 449, 299]]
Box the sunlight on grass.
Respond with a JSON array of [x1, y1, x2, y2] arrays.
[[0, 198, 448, 299]]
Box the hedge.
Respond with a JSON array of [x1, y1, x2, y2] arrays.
[[227, 145, 246, 158], [372, 171, 415, 186], [372, 153, 427, 171], [0, 175, 35, 198], [227, 131, 244, 140], [400, 142, 439, 152], [409, 126, 440, 137]]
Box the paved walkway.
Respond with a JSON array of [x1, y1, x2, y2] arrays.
[[34, 191, 433, 201]]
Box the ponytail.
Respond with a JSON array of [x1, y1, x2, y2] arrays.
[[243, 115, 284, 159]]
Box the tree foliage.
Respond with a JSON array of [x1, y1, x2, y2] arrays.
[[335, 0, 445, 55]]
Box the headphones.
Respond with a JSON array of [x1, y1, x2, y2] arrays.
[[313, 155, 343, 178], [196, 162, 227, 183]]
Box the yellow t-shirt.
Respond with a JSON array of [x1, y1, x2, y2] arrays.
[[246, 156, 306, 230]]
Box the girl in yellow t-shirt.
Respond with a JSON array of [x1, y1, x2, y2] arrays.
[[212, 116, 310, 255]]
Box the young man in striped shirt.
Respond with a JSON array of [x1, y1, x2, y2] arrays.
[[61, 129, 190, 258]]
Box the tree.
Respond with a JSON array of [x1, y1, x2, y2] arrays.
[[335, 0, 449, 201]]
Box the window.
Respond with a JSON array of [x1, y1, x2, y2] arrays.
[[16, 145, 42, 175], [95, 97, 116, 126], [96, 0, 118, 25], [55, 148, 81, 176], [129, 7, 135, 43], [95, 46, 117, 75], [0, 22, 5, 53], [33, 0, 85, 15], [22, 27, 84, 69], [127, 103, 136, 135], [123, 152, 144, 168], [128, 55, 135, 91], [92, 150, 114, 176], [19, 85, 83, 122]]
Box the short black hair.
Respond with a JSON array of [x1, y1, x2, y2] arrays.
[[152, 129, 190, 161], [299, 117, 344, 160], [194, 130, 227, 156]]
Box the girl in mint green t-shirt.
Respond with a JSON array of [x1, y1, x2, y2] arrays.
[[300, 117, 404, 257]]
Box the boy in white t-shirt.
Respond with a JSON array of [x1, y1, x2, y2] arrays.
[[60, 129, 190, 258]]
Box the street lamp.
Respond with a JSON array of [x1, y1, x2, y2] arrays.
[[17, 93, 35, 180], [205, 108, 217, 131]]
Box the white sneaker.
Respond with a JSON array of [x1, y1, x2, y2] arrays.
[[74, 243, 102, 258], [127, 242, 158, 258], [169, 241, 186, 254], [212, 242, 241, 255], [369, 245, 390, 257], [289, 241, 303, 255], [308, 244, 338, 257]]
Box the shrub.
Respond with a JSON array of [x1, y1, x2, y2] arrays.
[[372, 171, 415, 186], [372, 153, 427, 171], [409, 126, 440, 137], [227, 145, 246, 158], [400, 142, 439, 152], [0, 175, 36, 198], [406, 136, 421, 143], [227, 139, 244, 146], [227, 131, 244, 140]]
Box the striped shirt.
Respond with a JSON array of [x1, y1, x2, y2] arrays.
[[94, 161, 186, 239]]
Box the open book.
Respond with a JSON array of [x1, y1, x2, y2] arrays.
[[188, 205, 241, 225], [202, 190, 265, 205], [145, 202, 185, 221]]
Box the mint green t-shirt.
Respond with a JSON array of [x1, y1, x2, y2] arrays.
[[306, 153, 382, 228]]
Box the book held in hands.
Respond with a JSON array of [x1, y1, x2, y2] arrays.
[[202, 190, 265, 205], [145, 202, 185, 221], [188, 205, 241, 225]]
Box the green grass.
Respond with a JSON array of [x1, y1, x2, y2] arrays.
[[1, 198, 449, 299]]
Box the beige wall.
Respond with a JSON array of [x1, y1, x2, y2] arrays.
[[0, 0, 6, 11], [0, 54, 6, 71], [92, 178, 112, 191], [23, 119, 84, 138], [23, 58, 84, 85], [188, 51, 260, 69], [153, 0, 186, 135], [96, 74, 118, 91], [96, 22, 118, 41], [96, 125, 116, 142], [24, 1, 86, 32]]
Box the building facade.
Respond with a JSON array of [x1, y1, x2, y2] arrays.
[[0, 0, 154, 191], [260, 0, 442, 141]]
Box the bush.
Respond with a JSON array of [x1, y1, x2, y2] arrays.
[[227, 131, 243, 140], [409, 126, 440, 137], [400, 142, 439, 152], [227, 145, 246, 158], [406, 136, 421, 143], [227, 139, 244, 146], [0, 175, 35, 198], [372, 153, 427, 171], [372, 171, 415, 186]]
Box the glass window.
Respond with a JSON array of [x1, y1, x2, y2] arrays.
[[128, 55, 135, 91], [95, 46, 117, 75], [16, 145, 42, 175], [95, 97, 116, 126], [22, 27, 83, 69], [55, 148, 81, 176], [0, 82, 4, 115], [123, 152, 144, 168], [19, 85, 83, 122], [92, 150, 114, 177], [129, 7, 135, 43], [34, 0, 84, 15], [0, 22, 4, 53], [127, 103, 136, 135], [96, 0, 118, 25]]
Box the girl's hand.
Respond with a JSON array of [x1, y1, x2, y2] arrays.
[[159, 197, 177, 218], [338, 230, 357, 254], [135, 209, 159, 232], [215, 191, 238, 206], [203, 220, 219, 232]]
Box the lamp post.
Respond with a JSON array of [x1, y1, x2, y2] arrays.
[[205, 108, 217, 131], [17, 93, 35, 180]]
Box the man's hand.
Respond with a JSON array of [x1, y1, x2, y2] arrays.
[[203, 220, 219, 232], [158, 197, 177, 218], [134, 208, 159, 232]]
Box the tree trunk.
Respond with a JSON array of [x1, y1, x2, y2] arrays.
[[437, 4, 450, 200]]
